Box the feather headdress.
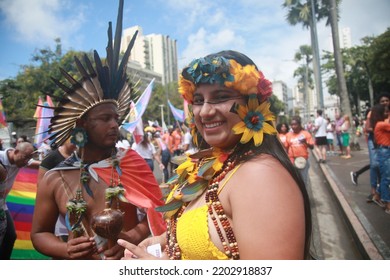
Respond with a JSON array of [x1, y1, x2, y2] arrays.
[[46, 0, 137, 148]]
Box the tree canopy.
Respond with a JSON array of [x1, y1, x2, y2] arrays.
[[321, 28, 390, 114]]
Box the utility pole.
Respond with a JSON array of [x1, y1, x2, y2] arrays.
[[159, 104, 165, 130], [165, 88, 171, 126]]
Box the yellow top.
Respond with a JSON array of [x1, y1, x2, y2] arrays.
[[173, 165, 240, 260], [176, 205, 228, 260]]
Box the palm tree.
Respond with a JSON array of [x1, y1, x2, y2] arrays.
[[294, 45, 314, 122], [328, 0, 352, 119], [283, 0, 326, 109], [353, 39, 375, 107]]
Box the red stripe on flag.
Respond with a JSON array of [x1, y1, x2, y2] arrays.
[[14, 221, 32, 232]]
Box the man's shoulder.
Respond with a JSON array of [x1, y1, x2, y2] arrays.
[[0, 148, 14, 167]]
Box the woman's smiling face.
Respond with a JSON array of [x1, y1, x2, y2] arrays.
[[192, 83, 245, 150]]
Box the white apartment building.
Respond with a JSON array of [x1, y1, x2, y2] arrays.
[[292, 84, 317, 123], [121, 26, 178, 86], [327, 26, 353, 50], [272, 80, 289, 117], [340, 27, 352, 49]]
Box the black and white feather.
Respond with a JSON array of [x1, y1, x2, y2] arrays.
[[43, 0, 137, 148]]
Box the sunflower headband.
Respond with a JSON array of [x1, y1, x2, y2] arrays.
[[179, 54, 276, 147]]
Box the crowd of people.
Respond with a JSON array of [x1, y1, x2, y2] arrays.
[[275, 93, 389, 217]]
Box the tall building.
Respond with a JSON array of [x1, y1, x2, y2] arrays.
[[292, 84, 316, 123], [340, 27, 352, 49], [272, 81, 288, 116], [121, 26, 178, 85], [327, 26, 352, 50]]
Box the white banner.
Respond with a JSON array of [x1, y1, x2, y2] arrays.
[[2, 260, 386, 280]]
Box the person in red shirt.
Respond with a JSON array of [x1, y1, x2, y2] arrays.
[[285, 116, 314, 186], [162, 126, 174, 154], [171, 126, 183, 157], [372, 103, 390, 213]]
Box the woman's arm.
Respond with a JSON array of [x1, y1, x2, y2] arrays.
[[227, 156, 306, 259]]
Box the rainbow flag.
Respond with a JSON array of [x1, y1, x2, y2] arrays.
[[33, 96, 54, 149], [5, 168, 50, 259]]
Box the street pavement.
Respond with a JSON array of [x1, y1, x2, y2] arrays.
[[310, 137, 390, 260]]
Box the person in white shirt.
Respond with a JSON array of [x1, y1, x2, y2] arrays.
[[131, 133, 164, 172], [182, 125, 197, 155], [0, 142, 35, 259], [314, 109, 328, 163], [326, 117, 335, 155]]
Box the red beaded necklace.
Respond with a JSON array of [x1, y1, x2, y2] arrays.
[[165, 157, 240, 260]]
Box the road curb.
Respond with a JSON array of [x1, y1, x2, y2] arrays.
[[312, 150, 383, 260]]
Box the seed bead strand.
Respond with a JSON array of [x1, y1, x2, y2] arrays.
[[206, 160, 240, 260], [165, 205, 186, 260]]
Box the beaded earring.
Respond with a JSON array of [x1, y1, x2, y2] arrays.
[[70, 127, 88, 147]]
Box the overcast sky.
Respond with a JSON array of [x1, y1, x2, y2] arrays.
[[0, 0, 389, 92]]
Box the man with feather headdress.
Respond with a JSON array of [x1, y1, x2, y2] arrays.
[[31, 0, 165, 259]]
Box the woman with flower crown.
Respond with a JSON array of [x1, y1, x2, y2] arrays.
[[118, 50, 312, 260]]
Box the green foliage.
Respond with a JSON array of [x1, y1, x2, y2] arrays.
[[0, 39, 94, 127], [321, 28, 390, 108], [269, 95, 284, 117], [367, 28, 390, 92], [282, 0, 336, 29], [293, 45, 315, 90]]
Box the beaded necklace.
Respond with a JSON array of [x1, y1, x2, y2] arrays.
[[165, 156, 240, 260]]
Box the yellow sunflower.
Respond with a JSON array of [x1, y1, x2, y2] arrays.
[[232, 95, 277, 146]]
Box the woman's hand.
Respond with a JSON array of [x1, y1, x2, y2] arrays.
[[117, 239, 168, 260]]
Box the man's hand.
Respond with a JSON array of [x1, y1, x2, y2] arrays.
[[66, 236, 96, 259], [101, 242, 125, 260]]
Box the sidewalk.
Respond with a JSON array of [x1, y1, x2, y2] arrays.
[[312, 138, 390, 260]]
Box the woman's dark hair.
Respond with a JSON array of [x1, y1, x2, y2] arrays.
[[139, 133, 151, 148], [370, 104, 387, 130], [276, 122, 289, 134], [376, 91, 390, 103]]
